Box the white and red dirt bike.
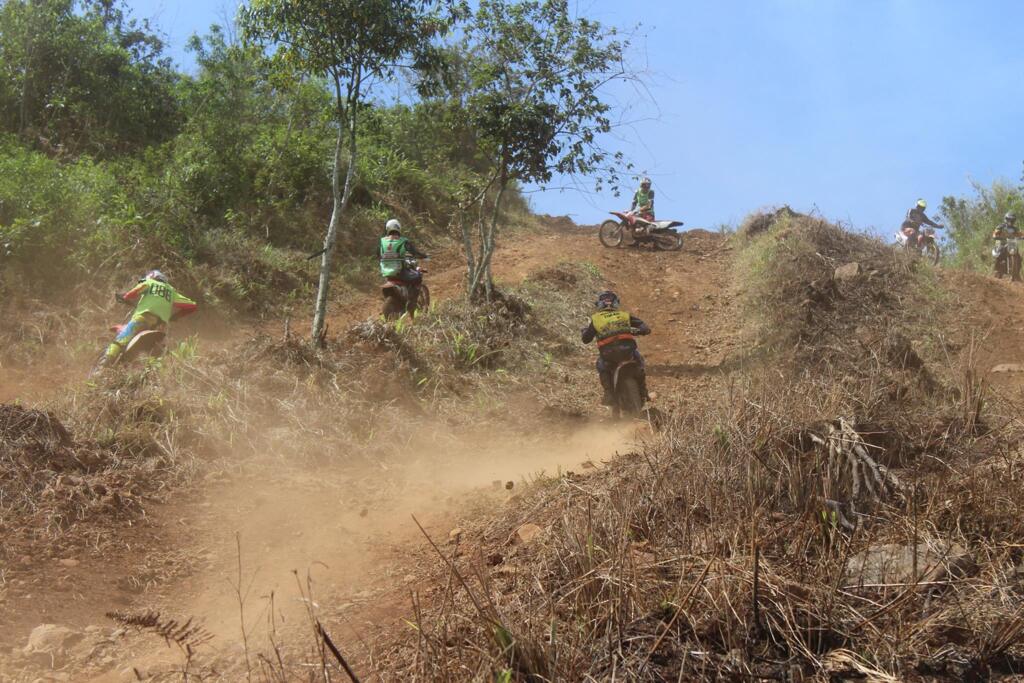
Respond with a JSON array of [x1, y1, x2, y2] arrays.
[[382, 258, 431, 320], [895, 225, 941, 265], [993, 237, 1022, 282], [599, 211, 684, 251]]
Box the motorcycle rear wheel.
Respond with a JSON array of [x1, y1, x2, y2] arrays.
[[599, 220, 624, 248], [653, 231, 683, 251], [616, 375, 644, 419]]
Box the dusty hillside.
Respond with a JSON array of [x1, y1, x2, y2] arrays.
[[368, 214, 1024, 682], [4, 214, 1024, 681], [0, 220, 738, 681]]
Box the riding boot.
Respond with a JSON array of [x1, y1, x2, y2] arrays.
[[639, 373, 650, 402], [599, 370, 615, 406]]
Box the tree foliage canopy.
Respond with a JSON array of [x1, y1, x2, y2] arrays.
[[463, 0, 627, 187], [0, 0, 181, 155]]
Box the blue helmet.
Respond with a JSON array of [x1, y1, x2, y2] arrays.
[[596, 290, 620, 310]]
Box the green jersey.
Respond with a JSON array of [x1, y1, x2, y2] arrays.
[[379, 236, 410, 277]]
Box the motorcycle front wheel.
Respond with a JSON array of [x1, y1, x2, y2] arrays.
[[383, 294, 405, 320], [599, 220, 624, 248], [415, 284, 431, 316], [922, 241, 941, 266], [653, 231, 683, 251]]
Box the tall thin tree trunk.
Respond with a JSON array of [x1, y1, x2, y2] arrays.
[[19, 12, 33, 135], [459, 210, 476, 290], [311, 68, 361, 345], [476, 172, 507, 301]]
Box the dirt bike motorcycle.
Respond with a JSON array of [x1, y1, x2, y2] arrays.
[[382, 257, 431, 320], [599, 211, 684, 251], [993, 236, 1022, 281], [608, 355, 647, 419], [894, 225, 941, 265], [90, 307, 167, 376], [600, 329, 649, 419]]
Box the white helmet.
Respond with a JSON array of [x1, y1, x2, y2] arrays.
[[385, 218, 402, 235], [640, 176, 651, 187]]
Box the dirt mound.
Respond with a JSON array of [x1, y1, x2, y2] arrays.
[[738, 204, 802, 238], [0, 404, 73, 447], [536, 214, 581, 232]]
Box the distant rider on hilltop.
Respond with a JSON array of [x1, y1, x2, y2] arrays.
[[631, 177, 655, 222], [581, 290, 651, 407], [901, 198, 943, 247], [992, 211, 1020, 279]]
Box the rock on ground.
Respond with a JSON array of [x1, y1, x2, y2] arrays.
[[845, 542, 975, 586]]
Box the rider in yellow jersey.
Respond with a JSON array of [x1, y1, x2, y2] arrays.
[[581, 290, 651, 406]]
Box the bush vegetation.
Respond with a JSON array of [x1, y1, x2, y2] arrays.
[[0, 0, 532, 311]]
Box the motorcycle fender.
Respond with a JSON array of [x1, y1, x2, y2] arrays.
[[612, 360, 638, 390], [123, 329, 166, 359], [381, 283, 404, 299]]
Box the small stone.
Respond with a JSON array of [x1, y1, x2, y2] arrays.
[[58, 559, 80, 568], [514, 524, 543, 545], [504, 481, 514, 490], [448, 528, 464, 543], [834, 262, 861, 281], [23, 624, 82, 666], [359, 508, 368, 518], [991, 363, 1024, 374]]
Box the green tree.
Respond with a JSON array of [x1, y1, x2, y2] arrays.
[[241, 0, 452, 344], [0, 0, 180, 155], [458, 0, 628, 298], [172, 26, 332, 229]]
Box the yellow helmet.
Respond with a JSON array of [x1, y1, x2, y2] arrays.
[[916, 198, 927, 209]]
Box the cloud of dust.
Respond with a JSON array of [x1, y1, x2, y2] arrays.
[[167, 420, 639, 655]]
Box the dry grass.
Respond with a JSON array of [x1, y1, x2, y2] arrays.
[[368, 214, 1024, 681], [0, 261, 603, 582]]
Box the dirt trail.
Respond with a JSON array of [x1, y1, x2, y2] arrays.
[[1, 224, 741, 679], [944, 269, 1024, 397]]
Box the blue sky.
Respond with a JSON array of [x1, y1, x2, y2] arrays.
[[127, 0, 1024, 232]]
